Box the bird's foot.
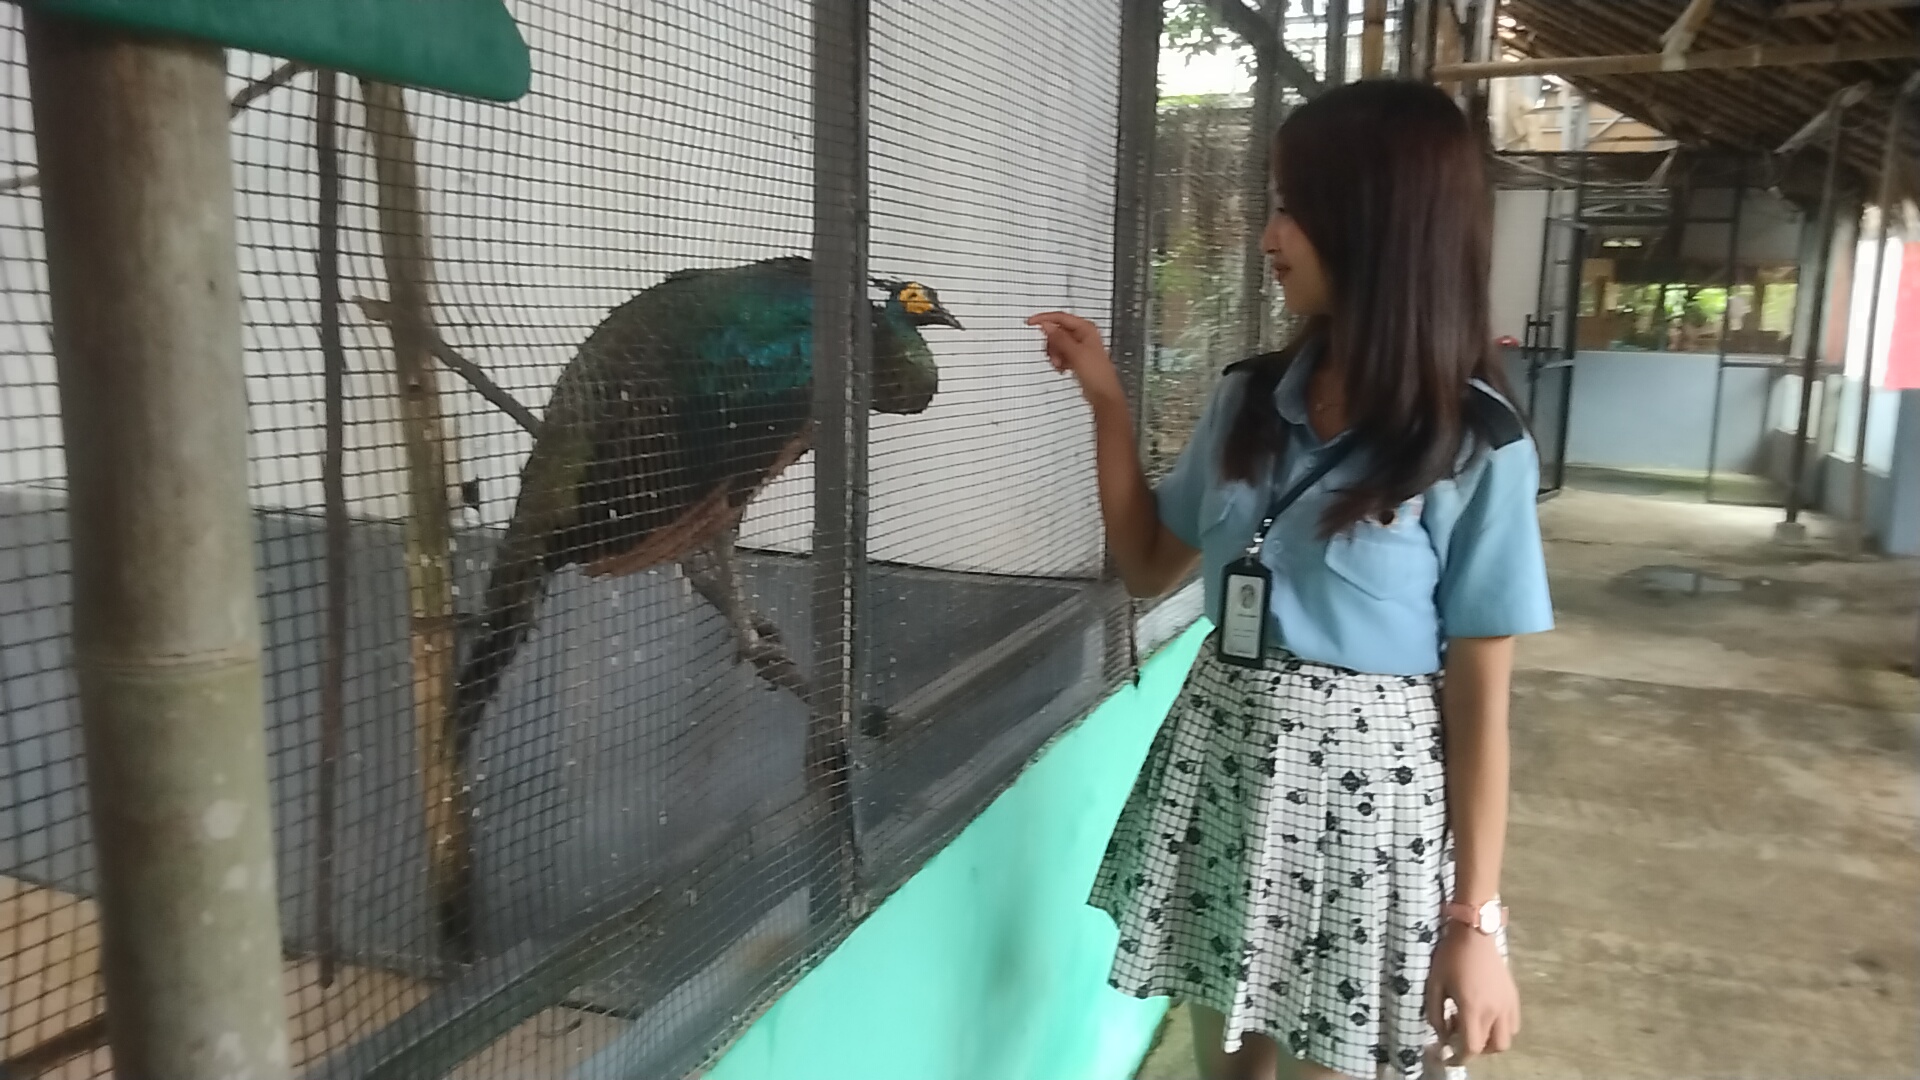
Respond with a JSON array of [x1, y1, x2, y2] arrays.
[[742, 638, 810, 699]]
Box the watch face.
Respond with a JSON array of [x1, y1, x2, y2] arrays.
[[1477, 901, 1502, 934]]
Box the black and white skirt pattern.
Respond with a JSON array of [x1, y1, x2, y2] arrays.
[[1090, 639, 1460, 1079]]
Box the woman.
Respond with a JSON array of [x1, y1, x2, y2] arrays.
[[1029, 80, 1552, 1080]]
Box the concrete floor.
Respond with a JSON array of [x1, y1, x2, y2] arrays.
[[1136, 484, 1920, 1080]]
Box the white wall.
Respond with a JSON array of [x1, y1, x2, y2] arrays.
[[1489, 188, 1548, 342], [0, 0, 1116, 579]]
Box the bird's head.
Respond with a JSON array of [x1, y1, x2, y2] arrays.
[[872, 277, 963, 330], [868, 276, 955, 415]]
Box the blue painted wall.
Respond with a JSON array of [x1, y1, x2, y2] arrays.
[[699, 625, 1208, 1080], [1562, 350, 1774, 475]]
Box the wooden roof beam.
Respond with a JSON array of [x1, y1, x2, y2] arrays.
[[1435, 37, 1920, 79], [1663, 0, 1718, 57], [1772, 0, 1920, 18], [1776, 79, 1872, 153]]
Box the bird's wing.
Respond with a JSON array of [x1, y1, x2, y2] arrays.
[[560, 272, 815, 570]]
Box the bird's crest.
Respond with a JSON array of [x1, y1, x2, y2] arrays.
[[870, 276, 933, 314]]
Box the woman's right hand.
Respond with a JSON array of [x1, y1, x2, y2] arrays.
[[1027, 311, 1125, 408]]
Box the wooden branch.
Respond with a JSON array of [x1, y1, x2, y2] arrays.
[[1773, 0, 1920, 16], [1662, 0, 1717, 58], [0, 60, 308, 194], [1, 1015, 107, 1078], [1204, 0, 1328, 97], [1433, 37, 1920, 79], [351, 296, 542, 436], [313, 67, 347, 991], [232, 59, 310, 112], [357, 78, 477, 965]]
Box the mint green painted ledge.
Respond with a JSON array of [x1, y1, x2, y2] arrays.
[[703, 624, 1207, 1080]]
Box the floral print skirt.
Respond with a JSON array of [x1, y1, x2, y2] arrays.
[[1090, 639, 1459, 1079]]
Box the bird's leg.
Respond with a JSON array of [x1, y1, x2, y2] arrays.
[[683, 533, 756, 660], [683, 529, 808, 699]]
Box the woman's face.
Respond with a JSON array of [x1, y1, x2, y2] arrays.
[[1262, 195, 1330, 317]]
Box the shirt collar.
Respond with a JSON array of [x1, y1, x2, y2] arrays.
[[1272, 337, 1323, 427]]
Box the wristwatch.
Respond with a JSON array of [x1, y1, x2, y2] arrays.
[[1442, 897, 1507, 936]]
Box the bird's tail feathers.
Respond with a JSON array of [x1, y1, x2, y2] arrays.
[[453, 528, 553, 758]]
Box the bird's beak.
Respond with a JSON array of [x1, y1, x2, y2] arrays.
[[936, 310, 964, 330]]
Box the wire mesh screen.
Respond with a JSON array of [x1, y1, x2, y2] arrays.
[[0, 1, 1146, 1078], [853, 0, 1126, 892], [1147, 97, 1259, 483]]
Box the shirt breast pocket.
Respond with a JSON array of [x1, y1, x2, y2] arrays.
[[1199, 482, 1256, 544], [1323, 511, 1436, 601]]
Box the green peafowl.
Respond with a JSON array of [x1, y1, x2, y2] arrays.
[[454, 255, 959, 751]]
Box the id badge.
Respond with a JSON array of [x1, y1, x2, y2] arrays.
[[1216, 555, 1271, 667]]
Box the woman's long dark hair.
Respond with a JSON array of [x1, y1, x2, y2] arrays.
[[1223, 80, 1514, 534]]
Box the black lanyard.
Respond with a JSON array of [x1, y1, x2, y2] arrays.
[[1242, 437, 1358, 559], [1217, 437, 1358, 667]]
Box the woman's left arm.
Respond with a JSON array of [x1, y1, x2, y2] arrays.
[[1423, 419, 1553, 1065], [1428, 633, 1522, 1063], [1442, 633, 1513, 921]]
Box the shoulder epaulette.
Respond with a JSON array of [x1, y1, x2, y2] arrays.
[[1465, 382, 1526, 450], [1221, 350, 1289, 378]]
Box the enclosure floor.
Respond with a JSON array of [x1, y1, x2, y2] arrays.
[[1136, 483, 1920, 1079], [0, 876, 625, 1078]]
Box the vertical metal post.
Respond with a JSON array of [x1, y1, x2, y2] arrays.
[[1326, 0, 1350, 85], [1705, 164, 1745, 503], [1462, 0, 1496, 132], [810, 0, 869, 914], [22, 14, 292, 1080], [1782, 113, 1847, 531], [1108, 0, 1161, 676], [1398, 0, 1419, 79], [1112, 0, 1159, 437], [314, 67, 347, 987], [1532, 185, 1558, 341], [1241, 38, 1279, 356]]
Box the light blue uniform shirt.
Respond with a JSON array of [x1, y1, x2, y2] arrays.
[[1155, 354, 1555, 676]]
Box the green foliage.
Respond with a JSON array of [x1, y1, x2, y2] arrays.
[[1159, 92, 1248, 109], [1165, 0, 1232, 58], [1165, 0, 1266, 78]]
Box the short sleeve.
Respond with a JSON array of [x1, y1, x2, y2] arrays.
[[1152, 374, 1240, 549], [1433, 437, 1554, 640]]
